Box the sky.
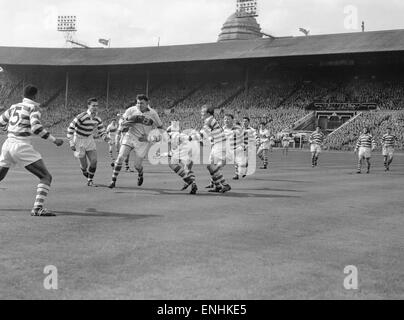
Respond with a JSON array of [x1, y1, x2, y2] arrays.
[[0, 0, 403, 48]]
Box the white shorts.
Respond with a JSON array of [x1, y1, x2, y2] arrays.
[[121, 132, 150, 159], [0, 138, 42, 168], [310, 144, 322, 154], [73, 135, 96, 152], [170, 146, 192, 163], [108, 133, 117, 146], [282, 141, 289, 148], [382, 146, 394, 157], [358, 147, 372, 159], [209, 143, 226, 164], [257, 144, 270, 154], [234, 147, 247, 166]]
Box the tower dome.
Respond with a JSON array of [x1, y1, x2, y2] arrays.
[[218, 13, 263, 42]]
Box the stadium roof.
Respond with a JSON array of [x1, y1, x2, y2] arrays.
[[1, 29, 404, 66]]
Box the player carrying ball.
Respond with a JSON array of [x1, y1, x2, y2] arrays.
[[0, 85, 64, 216], [109, 94, 164, 189]]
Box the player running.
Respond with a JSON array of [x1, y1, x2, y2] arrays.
[[109, 94, 164, 189], [67, 98, 110, 186], [233, 117, 256, 180], [381, 127, 397, 172], [309, 126, 325, 167], [116, 112, 135, 172], [282, 133, 291, 156], [106, 119, 118, 166], [167, 124, 198, 194], [257, 122, 271, 169], [0, 85, 64, 216], [199, 104, 231, 193], [354, 127, 376, 174]]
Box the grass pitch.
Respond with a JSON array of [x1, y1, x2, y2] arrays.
[[0, 137, 403, 299]]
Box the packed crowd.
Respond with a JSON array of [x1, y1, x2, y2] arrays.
[[1, 68, 404, 150], [324, 111, 404, 151]]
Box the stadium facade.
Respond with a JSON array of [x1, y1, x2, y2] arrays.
[[1, 29, 404, 143]]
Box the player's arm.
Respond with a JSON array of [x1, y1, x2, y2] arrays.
[[97, 119, 109, 142], [0, 108, 11, 128], [371, 137, 376, 151], [354, 137, 360, 153], [30, 110, 63, 146], [67, 116, 81, 150]]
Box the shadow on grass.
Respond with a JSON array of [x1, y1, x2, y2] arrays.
[[107, 186, 301, 199], [252, 178, 310, 184], [0, 208, 162, 220], [237, 187, 305, 193]]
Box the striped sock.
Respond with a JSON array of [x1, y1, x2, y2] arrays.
[[263, 150, 268, 166], [184, 170, 196, 185], [112, 163, 122, 182], [125, 157, 130, 170], [209, 165, 222, 187], [357, 159, 362, 171], [137, 167, 144, 177], [33, 183, 50, 212], [81, 167, 88, 178], [88, 166, 96, 181]]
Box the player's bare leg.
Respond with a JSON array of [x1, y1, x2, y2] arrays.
[[78, 156, 89, 179], [169, 159, 197, 194], [133, 154, 144, 186], [109, 145, 132, 189], [25, 159, 55, 217], [207, 159, 231, 193], [108, 144, 115, 166], [260, 149, 269, 169], [387, 155, 393, 171], [125, 153, 134, 172], [0, 167, 9, 182], [357, 157, 363, 174], [366, 158, 371, 174], [86, 150, 98, 186]]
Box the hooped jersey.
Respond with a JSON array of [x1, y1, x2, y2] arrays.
[[0, 98, 56, 143], [122, 105, 163, 138]]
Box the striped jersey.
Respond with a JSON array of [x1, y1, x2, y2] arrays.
[[258, 128, 271, 144], [309, 131, 325, 145], [0, 98, 56, 142], [223, 125, 243, 150], [107, 122, 118, 133], [243, 127, 257, 148], [201, 115, 226, 145], [355, 134, 375, 149], [67, 111, 106, 140], [121, 106, 163, 138], [381, 134, 397, 148]]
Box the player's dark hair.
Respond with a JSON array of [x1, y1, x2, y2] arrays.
[[243, 117, 250, 122], [202, 104, 215, 115], [225, 114, 234, 119], [260, 122, 267, 126], [23, 85, 38, 99], [136, 94, 149, 102], [387, 127, 392, 130], [87, 97, 98, 105]]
